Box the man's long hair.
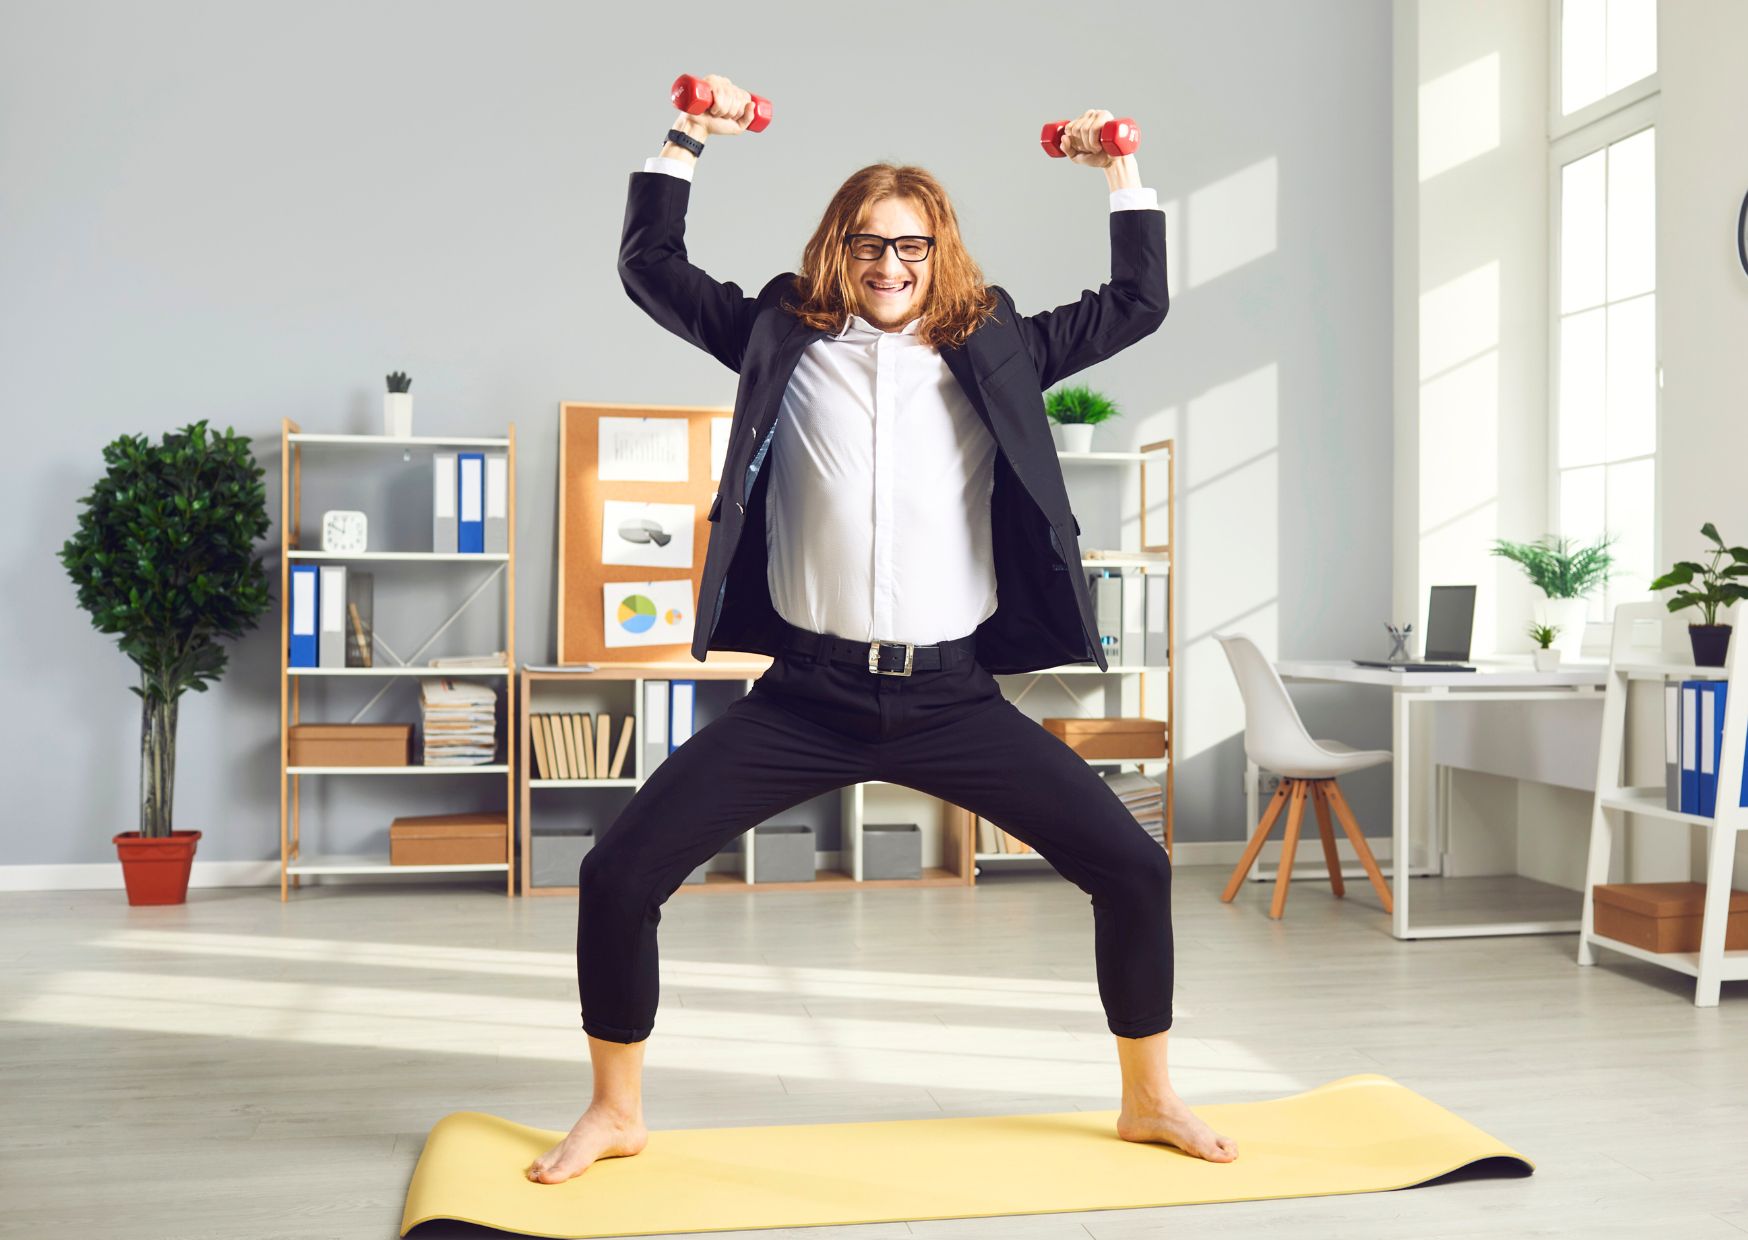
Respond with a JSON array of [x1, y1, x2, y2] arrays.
[[784, 163, 999, 349]]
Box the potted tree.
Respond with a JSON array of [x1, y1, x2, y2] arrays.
[[1649, 522, 1748, 668], [1045, 383, 1121, 454], [1529, 622, 1562, 672], [59, 421, 272, 905], [1490, 534, 1614, 656]]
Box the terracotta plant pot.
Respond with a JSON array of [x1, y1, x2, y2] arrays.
[[1689, 624, 1732, 668], [112, 829, 202, 906]]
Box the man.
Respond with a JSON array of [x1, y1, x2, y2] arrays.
[[530, 74, 1235, 1184]]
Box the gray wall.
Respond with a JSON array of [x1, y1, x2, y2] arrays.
[[0, 0, 1393, 866]]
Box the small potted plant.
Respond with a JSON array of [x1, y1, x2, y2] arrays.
[[1649, 522, 1748, 668], [1490, 534, 1614, 656], [59, 421, 273, 905], [1045, 383, 1120, 454], [385, 370, 413, 437], [1529, 622, 1562, 672]]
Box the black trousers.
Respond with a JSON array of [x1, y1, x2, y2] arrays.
[[576, 621, 1175, 1043]]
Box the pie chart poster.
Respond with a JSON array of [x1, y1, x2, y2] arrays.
[[602, 580, 694, 648]]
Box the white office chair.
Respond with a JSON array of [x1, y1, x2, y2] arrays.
[[1214, 632, 1395, 919]]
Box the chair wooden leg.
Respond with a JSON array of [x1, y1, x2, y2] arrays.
[[1323, 780, 1394, 914], [1269, 780, 1308, 920], [1221, 780, 1291, 902], [1311, 782, 1345, 897]]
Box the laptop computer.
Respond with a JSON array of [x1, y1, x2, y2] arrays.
[[1353, 585, 1478, 672]]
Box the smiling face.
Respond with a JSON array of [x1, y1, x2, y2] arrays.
[[847, 195, 934, 331]]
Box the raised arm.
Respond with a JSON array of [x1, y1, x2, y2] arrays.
[[616, 74, 766, 373], [1013, 110, 1170, 390]]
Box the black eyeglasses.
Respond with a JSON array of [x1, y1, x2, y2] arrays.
[[844, 233, 935, 262]]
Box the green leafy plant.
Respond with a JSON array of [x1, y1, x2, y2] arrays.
[[386, 370, 412, 393], [1044, 383, 1121, 426], [1649, 523, 1748, 627], [59, 421, 273, 838], [1490, 534, 1615, 600], [1528, 622, 1561, 650]]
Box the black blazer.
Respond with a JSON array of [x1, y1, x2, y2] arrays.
[[617, 169, 1169, 674]]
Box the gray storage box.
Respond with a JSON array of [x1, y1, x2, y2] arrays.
[[681, 856, 713, 884], [863, 821, 922, 880], [532, 825, 594, 888], [752, 823, 814, 883]]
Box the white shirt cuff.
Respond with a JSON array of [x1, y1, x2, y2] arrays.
[[1109, 186, 1159, 213], [642, 154, 695, 183]]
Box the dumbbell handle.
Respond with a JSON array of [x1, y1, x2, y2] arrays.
[[1040, 117, 1141, 159], [671, 74, 773, 134]]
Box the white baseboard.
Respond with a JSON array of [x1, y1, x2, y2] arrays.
[[1170, 836, 1398, 871], [1, 861, 268, 892], [0, 861, 492, 892], [2, 841, 1401, 893]]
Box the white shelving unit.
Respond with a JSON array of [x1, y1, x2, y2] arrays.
[[277, 419, 517, 899], [979, 438, 1175, 871], [1578, 600, 1748, 1005]]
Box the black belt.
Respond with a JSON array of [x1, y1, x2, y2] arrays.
[[778, 619, 977, 676]]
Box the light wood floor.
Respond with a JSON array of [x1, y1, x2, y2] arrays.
[[2, 866, 1745, 1239]]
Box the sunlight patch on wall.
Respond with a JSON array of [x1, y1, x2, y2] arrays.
[[1418, 350, 1500, 535], [1185, 451, 1278, 639], [1186, 156, 1278, 288], [1183, 364, 1279, 489], [1418, 260, 1499, 381], [1419, 51, 1501, 182], [1182, 602, 1279, 765]]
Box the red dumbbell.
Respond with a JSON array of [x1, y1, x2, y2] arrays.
[[1040, 116, 1141, 159], [671, 74, 773, 133]]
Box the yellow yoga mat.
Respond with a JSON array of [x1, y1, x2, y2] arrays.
[[400, 1074, 1533, 1238]]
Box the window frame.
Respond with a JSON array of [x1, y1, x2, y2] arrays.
[[1546, 56, 1660, 639], [1547, 0, 1661, 140]]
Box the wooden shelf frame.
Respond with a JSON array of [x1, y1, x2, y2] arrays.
[[277, 417, 518, 899], [516, 665, 978, 897]]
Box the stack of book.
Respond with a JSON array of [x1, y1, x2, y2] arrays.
[[1099, 771, 1167, 846], [418, 677, 499, 765]]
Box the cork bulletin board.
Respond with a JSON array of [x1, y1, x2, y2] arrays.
[[556, 400, 735, 665]]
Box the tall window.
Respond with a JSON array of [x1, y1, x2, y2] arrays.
[[1551, 0, 1658, 623]]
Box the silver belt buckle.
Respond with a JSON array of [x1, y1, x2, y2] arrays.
[[868, 639, 914, 677]]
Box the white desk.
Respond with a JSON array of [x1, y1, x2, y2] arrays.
[[1251, 658, 1609, 940]]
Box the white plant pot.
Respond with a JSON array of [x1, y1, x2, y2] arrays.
[[384, 392, 414, 438], [1533, 647, 1562, 673], [1053, 423, 1095, 454], [1537, 597, 1588, 655]]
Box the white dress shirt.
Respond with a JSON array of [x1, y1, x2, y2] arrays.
[[636, 155, 1159, 645]]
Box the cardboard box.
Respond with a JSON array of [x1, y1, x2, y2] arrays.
[[1042, 717, 1167, 759], [289, 723, 412, 767], [1592, 881, 1748, 953], [390, 812, 506, 866]]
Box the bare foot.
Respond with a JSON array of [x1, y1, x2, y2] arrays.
[[1116, 1093, 1239, 1163], [526, 1104, 649, 1184]]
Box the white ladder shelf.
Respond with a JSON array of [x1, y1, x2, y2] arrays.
[[1578, 600, 1748, 1005]]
